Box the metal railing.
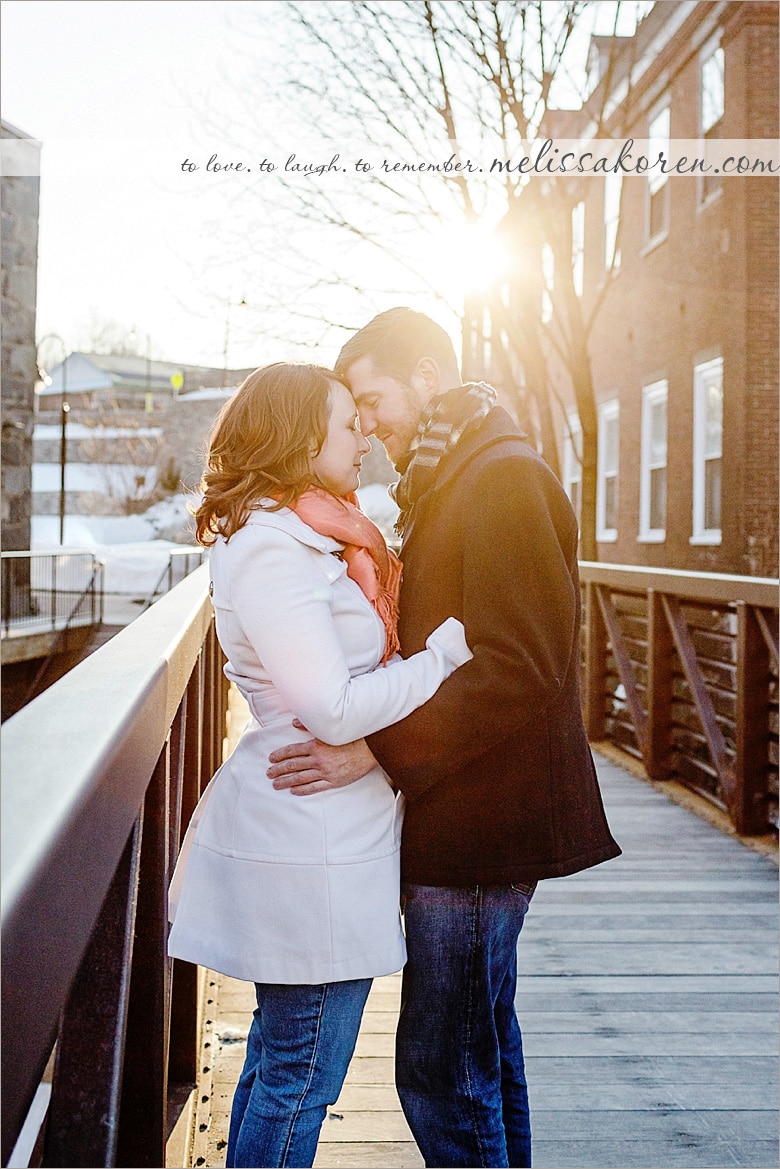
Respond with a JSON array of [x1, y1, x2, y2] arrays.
[[1, 565, 229, 1167], [1, 551, 104, 637], [140, 547, 206, 613], [580, 563, 779, 835]]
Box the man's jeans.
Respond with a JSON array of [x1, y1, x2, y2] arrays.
[[226, 978, 371, 1168], [396, 882, 536, 1168]]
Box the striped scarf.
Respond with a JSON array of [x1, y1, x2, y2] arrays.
[[391, 382, 497, 536]]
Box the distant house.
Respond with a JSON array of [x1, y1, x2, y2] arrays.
[[553, 0, 778, 577], [33, 354, 255, 517], [38, 352, 255, 414]]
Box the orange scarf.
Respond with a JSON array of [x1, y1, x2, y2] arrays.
[[290, 488, 402, 664]]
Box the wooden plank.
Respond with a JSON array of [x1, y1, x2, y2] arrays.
[[735, 601, 773, 834], [596, 584, 648, 753], [522, 1055, 777, 1084], [647, 588, 675, 779], [579, 561, 778, 608], [528, 1111, 778, 1139], [755, 606, 779, 667], [583, 580, 608, 740], [188, 754, 778, 1169], [516, 1011, 776, 1034], [532, 1138, 778, 1168]]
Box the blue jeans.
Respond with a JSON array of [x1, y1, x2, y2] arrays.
[[396, 882, 536, 1168], [226, 978, 372, 1168]]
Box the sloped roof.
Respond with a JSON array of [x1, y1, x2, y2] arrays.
[[39, 352, 254, 396]]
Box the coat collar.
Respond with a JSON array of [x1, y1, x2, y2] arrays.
[[400, 407, 528, 550], [244, 504, 345, 554]]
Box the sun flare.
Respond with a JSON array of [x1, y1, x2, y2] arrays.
[[428, 221, 509, 302]]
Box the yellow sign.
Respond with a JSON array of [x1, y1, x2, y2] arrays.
[[170, 371, 184, 392]]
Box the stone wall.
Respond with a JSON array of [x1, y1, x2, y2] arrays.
[[1, 122, 40, 551]]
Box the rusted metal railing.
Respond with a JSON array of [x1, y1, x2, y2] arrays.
[[580, 563, 779, 836], [1, 565, 229, 1167]]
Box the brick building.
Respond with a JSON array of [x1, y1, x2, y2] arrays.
[[555, 0, 778, 577]]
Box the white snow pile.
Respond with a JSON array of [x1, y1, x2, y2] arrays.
[[357, 482, 400, 540], [31, 494, 199, 595], [29, 485, 397, 598]]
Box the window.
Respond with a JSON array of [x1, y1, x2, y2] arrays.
[[572, 202, 585, 297], [692, 358, 723, 544], [541, 243, 554, 324], [700, 43, 724, 202], [604, 170, 623, 270], [597, 400, 619, 541], [562, 413, 582, 526], [646, 104, 670, 242], [639, 381, 668, 541]]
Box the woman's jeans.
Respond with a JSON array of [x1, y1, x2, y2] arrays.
[[226, 978, 371, 1168], [396, 882, 536, 1168]]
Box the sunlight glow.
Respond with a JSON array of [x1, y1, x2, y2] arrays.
[[427, 221, 510, 303]]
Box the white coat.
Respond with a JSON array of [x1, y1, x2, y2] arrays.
[[167, 506, 471, 984]]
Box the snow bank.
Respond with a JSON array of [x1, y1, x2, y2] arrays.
[[357, 482, 400, 540], [31, 494, 200, 594]]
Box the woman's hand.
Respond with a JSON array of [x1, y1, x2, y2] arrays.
[[267, 721, 378, 795]]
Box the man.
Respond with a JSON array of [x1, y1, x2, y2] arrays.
[[268, 307, 621, 1168]]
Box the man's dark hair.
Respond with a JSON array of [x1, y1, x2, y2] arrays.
[[335, 307, 461, 387]]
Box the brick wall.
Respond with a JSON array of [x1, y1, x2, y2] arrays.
[[740, 14, 779, 576], [572, 2, 778, 577]]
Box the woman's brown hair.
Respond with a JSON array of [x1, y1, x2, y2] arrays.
[[193, 362, 344, 546]]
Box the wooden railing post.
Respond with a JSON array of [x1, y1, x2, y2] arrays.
[[646, 589, 674, 780], [734, 602, 771, 835], [583, 580, 607, 741]]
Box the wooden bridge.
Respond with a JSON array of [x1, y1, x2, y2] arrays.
[[3, 563, 777, 1168]]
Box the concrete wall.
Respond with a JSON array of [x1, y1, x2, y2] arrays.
[[1, 122, 40, 551]]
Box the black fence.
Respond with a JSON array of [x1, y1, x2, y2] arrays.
[[1, 551, 104, 636]]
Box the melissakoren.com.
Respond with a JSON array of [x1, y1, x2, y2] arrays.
[[487, 139, 780, 177]]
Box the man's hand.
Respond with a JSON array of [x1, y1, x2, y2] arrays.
[[267, 721, 378, 795]]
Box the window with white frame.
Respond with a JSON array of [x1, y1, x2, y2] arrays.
[[597, 400, 619, 541], [562, 413, 582, 526], [639, 381, 668, 540], [646, 104, 670, 242], [604, 170, 623, 271], [692, 357, 723, 543], [572, 202, 585, 297], [700, 42, 724, 201], [541, 243, 555, 324]]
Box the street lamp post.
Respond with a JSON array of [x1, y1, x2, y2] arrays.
[[59, 398, 70, 545], [36, 333, 70, 545]]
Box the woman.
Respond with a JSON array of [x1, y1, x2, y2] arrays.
[[167, 362, 471, 1168]]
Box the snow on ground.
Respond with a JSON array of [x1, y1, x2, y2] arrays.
[[357, 482, 400, 540], [31, 495, 200, 595], [29, 484, 397, 598], [32, 462, 158, 493], [33, 424, 163, 439]]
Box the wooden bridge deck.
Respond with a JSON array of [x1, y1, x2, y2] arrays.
[[184, 752, 778, 1169]]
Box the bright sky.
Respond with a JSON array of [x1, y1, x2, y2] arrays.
[[2, 1, 646, 371], [2, 1, 277, 366]]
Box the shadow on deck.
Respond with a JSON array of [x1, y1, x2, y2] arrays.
[[183, 748, 778, 1169]]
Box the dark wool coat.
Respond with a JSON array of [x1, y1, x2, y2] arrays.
[[367, 407, 621, 885]]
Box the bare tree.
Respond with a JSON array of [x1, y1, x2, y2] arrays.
[[203, 0, 646, 557]]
